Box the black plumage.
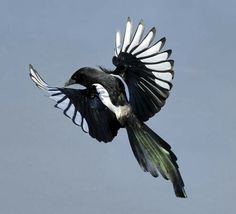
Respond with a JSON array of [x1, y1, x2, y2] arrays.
[[29, 18, 187, 198]]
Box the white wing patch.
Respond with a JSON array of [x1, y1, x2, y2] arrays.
[[29, 65, 88, 133], [111, 74, 130, 101], [114, 18, 174, 91], [93, 83, 126, 120], [92, 83, 113, 108]]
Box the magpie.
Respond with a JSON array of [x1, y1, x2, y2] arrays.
[[29, 17, 187, 198]]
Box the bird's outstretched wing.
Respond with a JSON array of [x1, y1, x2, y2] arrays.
[[29, 65, 120, 142], [110, 18, 174, 121]]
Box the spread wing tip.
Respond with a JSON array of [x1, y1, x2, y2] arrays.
[[29, 64, 48, 90]]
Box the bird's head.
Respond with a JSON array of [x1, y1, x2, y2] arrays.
[[64, 67, 89, 87]]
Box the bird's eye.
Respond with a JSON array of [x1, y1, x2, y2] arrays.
[[72, 75, 79, 81]]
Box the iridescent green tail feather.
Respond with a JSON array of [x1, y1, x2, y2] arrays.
[[126, 118, 187, 198]]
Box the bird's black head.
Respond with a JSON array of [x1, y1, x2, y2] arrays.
[[65, 67, 91, 87]]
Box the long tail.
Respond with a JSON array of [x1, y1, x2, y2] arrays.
[[126, 117, 187, 198]]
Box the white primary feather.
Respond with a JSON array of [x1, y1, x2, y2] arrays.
[[82, 118, 89, 132], [30, 65, 87, 131], [136, 40, 164, 58], [127, 20, 144, 53], [65, 104, 75, 118], [56, 98, 70, 110], [152, 72, 173, 81], [145, 61, 172, 71], [73, 111, 82, 126], [50, 93, 65, 102], [115, 31, 122, 56], [140, 76, 168, 98], [122, 17, 132, 52], [132, 29, 155, 55], [140, 52, 169, 63], [154, 79, 170, 90], [29, 66, 48, 89]]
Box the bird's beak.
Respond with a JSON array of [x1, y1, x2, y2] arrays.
[[64, 79, 76, 87]]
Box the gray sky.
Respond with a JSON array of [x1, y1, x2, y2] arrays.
[[1, 0, 236, 213]]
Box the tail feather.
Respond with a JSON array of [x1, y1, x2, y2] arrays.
[[126, 120, 187, 198]]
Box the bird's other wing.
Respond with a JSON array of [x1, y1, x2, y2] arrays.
[[110, 17, 174, 122], [29, 65, 120, 143]]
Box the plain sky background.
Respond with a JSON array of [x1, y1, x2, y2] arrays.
[[1, 0, 235, 213]]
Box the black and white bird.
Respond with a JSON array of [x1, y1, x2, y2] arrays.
[[29, 18, 187, 198]]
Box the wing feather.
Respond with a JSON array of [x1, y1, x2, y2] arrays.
[[29, 65, 120, 142], [122, 17, 132, 52], [110, 18, 174, 121], [127, 20, 144, 53]]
